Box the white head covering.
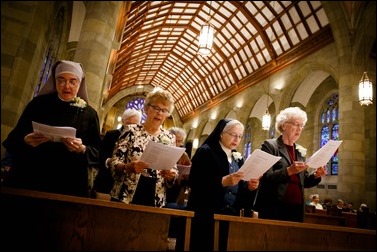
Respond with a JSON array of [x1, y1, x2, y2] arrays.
[[37, 60, 89, 103], [55, 61, 84, 81]]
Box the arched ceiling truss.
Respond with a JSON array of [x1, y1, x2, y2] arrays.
[[107, 1, 333, 123]]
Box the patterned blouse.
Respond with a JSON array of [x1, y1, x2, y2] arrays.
[[109, 124, 177, 207]]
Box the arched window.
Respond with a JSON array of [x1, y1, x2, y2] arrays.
[[126, 97, 146, 123], [34, 8, 64, 96], [244, 124, 251, 159], [320, 93, 339, 175]]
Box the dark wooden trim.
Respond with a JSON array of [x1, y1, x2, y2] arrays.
[[214, 214, 376, 251]]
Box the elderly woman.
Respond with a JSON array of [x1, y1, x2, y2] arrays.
[[94, 108, 142, 196], [109, 87, 178, 207], [309, 194, 324, 210], [166, 127, 192, 209], [255, 106, 326, 222], [187, 118, 260, 251], [2, 60, 101, 197], [168, 127, 191, 165]]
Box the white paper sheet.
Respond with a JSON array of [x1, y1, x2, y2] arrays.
[[32, 121, 76, 142], [139, 141, 186, 170], [238, 149, 281, 180], [305, 140, 342, 168]]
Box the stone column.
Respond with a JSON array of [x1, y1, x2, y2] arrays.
[[73, 1, 123, 114]]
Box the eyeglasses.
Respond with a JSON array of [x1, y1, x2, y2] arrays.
[[56, 77, 80, 87], [224, 132, 243, 140], [148, 104, 170, 115], [286, 121, 305, 129]]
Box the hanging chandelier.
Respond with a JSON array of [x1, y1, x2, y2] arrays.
[[359, 71, 373, 106], [262, 108, 271, 131], [198, 2, 214, 56]]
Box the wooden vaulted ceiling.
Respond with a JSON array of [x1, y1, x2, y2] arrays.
[[107, 1, 334, 123]]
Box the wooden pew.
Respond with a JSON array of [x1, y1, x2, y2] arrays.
[[315, 208, 328, 215], [304, 211, 358, 228], [342, 212, 358, 228], [304, 212, 346, 226], [213, 214, 376, 251], [1, 187, 194, 251]]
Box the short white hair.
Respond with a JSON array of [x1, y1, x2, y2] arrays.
[[275, 107, 307, 134], [223, 119, 244, 133], [122, 108, 142, 122], [169, 127, 187, 140]]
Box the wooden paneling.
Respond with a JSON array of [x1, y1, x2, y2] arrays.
[[1, 187, 194, 251], [214, 214, 376, 251], [304, 211, 359, 228], [340, 212, 358, 228], [304, 213, 346, 226]]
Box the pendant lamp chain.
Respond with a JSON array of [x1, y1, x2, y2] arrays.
[[262, 81, 271, 131], [358, 2, 373, 106], [262, 1, 275, 131]]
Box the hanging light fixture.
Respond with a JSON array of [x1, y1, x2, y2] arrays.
[[262, 109, 271, 131], [262, 2, 276, 130], [262, 82, 271, 131], [359, 72, 373, 106], [359, 2, 373, 106], [198, 1, 214, 56]]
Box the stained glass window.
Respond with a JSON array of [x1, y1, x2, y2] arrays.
[[126, 97, 146, 123], [34, 8, 63, 96], [319, 93, 339, 175], [244, 124, 251, 159]]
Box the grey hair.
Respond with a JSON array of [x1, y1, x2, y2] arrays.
[[169, 127, 187, 140], [222, 119, 244, 133], [122, 108, 142, 122], [275, 107, 307, 134], [144, 87, 175, 113]]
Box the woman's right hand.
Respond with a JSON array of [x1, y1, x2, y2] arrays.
[[24, 132, 50, 147], [125, 160, 150, 174], [287, 161, 307, 175], [222, 171, 244, 187]]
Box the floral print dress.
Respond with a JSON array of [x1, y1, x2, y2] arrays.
[[109, 124, 177, 207]]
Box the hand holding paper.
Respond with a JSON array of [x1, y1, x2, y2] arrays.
[[223, 172, 244, 187], [238, 149, 281, 180], [32, 121, 76, 142]]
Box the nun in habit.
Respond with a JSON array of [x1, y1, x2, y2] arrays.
[[3, 60, 101, 197]]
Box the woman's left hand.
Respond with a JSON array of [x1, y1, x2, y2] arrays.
[[247, 178, 260, 191], [62, 137, 86, 154], [161, 168, 178, 181], [314, 166, 326, 178]]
